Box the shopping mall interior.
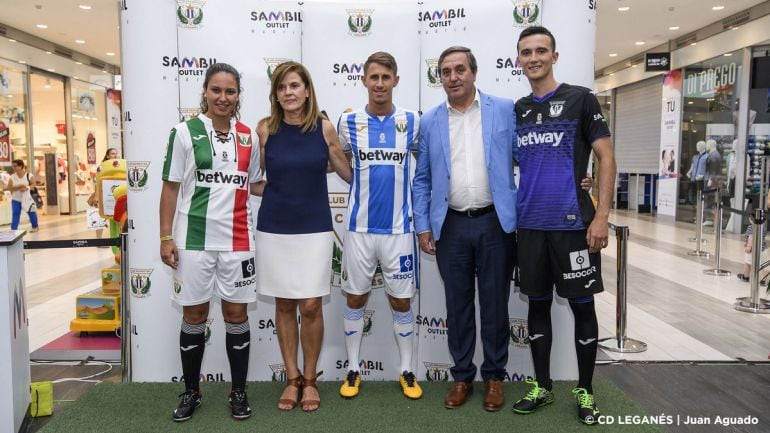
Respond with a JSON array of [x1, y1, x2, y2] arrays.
[[1, 1, 770, 432]]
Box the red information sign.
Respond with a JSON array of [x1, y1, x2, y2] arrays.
[[0, 121, 10, 167], [86, 132, 96, 164]]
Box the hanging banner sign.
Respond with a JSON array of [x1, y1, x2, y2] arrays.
[[0, 121, 10, 167], [645, 52, 671, 72], [86, 132, 97, 164], [657, 70, 682, 216]]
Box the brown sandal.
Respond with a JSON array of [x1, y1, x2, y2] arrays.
[[301, 371, 323, 412], [278, 375, 303, 411]]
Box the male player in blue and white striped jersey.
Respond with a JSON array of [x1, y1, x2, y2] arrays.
[[336, 51, 422, 400]]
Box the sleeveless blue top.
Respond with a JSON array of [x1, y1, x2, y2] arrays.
[[257, 118, 332, 234]]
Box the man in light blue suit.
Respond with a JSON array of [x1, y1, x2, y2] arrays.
[[412, 46, 517, 412]]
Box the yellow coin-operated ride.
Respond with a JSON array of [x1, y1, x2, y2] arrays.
[[70, 159, 127, 333]]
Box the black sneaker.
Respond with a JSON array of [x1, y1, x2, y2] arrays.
[[229, 389, 252, 420], [512, 378, 554, 414], [172, 389, 202, 422], [572, 387, 600, 425]]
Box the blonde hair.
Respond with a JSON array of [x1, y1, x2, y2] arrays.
[[263, 61, 324, 134]]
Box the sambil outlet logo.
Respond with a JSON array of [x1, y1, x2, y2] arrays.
[[264, 58, 292, 80], [418, 8, 466, 30], [127, 161, 150, 191], [129, 268, 153, 298], [495, 57, 525, 80], [332, 62, 365, 84], [258, 318, 277, 335], [171, 371, 225, 383], [250, 10, 302, 28], [513, 0, 542, 27], [176, 0, 204, 29], [425, 58, 441, 88], [509, 318, 530, 347], [346, 9, 374, 36], [423, 362, 451, 381], [335, 359, 385, 376], [161, 56, 216, 77], [417, 315, 448, 336]]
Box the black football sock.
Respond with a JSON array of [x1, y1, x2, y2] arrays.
[[569, 297, 598, 394], [225, 320, 251, 391], [180, 320, 206, 391], [528, 295, 554, 391]]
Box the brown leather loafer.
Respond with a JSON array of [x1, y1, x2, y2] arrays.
[[444, 381, 473, 409], [483, 380, 505, 412]]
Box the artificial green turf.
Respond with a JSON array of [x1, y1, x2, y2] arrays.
[[38, 380, 665, 433]]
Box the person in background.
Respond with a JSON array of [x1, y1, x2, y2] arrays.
[[7, 159, 40, 232]]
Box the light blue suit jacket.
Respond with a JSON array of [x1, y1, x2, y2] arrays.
[[413, 91, 518, 240]]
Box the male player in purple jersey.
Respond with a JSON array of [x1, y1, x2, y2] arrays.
[[511, 26, 616, 425]]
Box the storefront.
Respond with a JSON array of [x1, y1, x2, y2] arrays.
[[594, 10, 770, 232], [0, 41, 120, 222]]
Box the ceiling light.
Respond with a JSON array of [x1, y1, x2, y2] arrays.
[[732, 26, 739, 30], [36, 24, 48, 29], [47, 69, 55, 72], [75, 61, 82, 65], [669, 26, 680, 30], [609, 53, 618, 57], [631, 64, 637, 68], [18, 60, 26, 64], [712, 6, 725, 11], [45, 51, 52, 54], [635, 41, 645, 46], [75, 39, 85, 44], [8, 38, 17, 42], [723, 53, 732, 57], [73, 76, 79, 80], [690, 42, 697, 46], [618, 6, 630, 11], [106, 52, 115, 56], [78, 5, 92, 10], [688, 101, 693, 104]]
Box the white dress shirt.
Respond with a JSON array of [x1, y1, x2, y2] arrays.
[[447, 90, 492, 211]]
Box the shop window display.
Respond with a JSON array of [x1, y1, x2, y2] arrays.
[[746, 47, 770, 211], [677, 50, 742, 227], [0, 59, 29, 225], [70, 79, 108, 213]]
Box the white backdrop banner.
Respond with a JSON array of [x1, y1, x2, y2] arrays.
[[123, 0, 597, 382], [301, 0, 421, 382]]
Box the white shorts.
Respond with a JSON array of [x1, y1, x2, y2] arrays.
[[172, 250, 257, 306], [342, 231, 417, 299]]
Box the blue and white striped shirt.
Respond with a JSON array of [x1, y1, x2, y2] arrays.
[[338, 106, 419, 234]]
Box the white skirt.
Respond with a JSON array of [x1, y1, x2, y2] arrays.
[[256, 230, 333, 299]]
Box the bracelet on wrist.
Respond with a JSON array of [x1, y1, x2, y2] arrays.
[[160, 235, 173, 242]]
